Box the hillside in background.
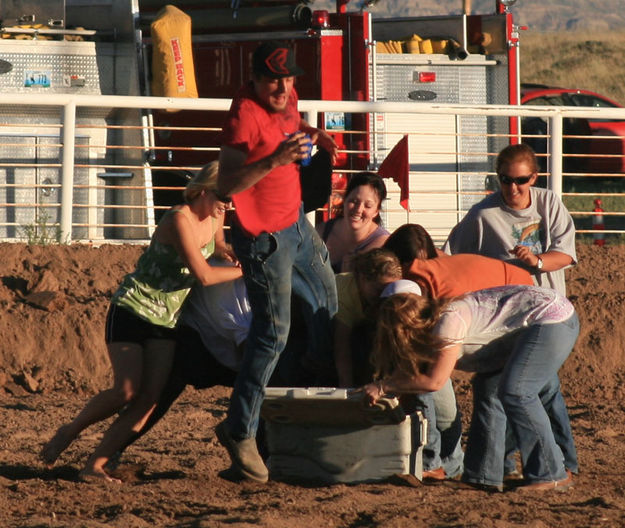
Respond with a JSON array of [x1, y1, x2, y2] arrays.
[[313, 0, 625, 104], [520, 31, 625, 105], [313, 0, 625, 32]]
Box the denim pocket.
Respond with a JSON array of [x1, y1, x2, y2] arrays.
[[561, 312, 580, 333], [232, 230, 277, 266], [237, 233, 280, 296], [250, 232, 278, 264], [309, 228, 330, 270]]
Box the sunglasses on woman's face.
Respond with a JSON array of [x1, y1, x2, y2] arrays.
[[498, 174, 533, 186], [213, 190, 232, 203]]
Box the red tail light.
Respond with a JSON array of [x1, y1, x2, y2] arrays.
[[311, 10, 329, 28]]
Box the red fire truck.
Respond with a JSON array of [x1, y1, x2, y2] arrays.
[[0, 0, 520, 240], [138, 0, 521, 233]]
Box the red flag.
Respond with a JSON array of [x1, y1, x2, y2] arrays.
[[378, 135, 409, 211]]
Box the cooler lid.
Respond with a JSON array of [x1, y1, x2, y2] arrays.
[[261, 387, 407, 426]]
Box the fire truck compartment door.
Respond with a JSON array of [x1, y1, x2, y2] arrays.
[[371, 54, 497, 241]]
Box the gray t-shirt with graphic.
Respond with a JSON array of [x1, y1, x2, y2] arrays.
[[443, 187, 576, 295]]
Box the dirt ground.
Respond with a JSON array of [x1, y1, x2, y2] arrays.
[[1, 241, 625, 528]]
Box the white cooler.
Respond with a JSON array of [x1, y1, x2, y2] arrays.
[[261, 387, 427, 484]]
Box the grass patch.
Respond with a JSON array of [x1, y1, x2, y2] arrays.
[[20, 211, 66, 245], [521, 30, 625, 106]]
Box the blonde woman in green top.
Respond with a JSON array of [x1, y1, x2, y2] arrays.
[[41, 162, 242, 482]]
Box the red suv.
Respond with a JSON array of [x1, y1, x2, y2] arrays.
[[521, 84, 625, 174]]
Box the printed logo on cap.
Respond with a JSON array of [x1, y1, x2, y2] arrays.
[[265, 48, 289, 75]]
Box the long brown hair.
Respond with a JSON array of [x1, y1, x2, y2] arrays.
[[371, 293, 452, 379]]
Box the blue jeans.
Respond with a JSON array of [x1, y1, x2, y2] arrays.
[[416, 392, 441, 472], [503, 373, 579, 474], [463, 369, 508, 487], [429, 379, 464, 477], [226, 207, 338, 439], [463, 314, 579, 486], [469, 372, 579, 483]]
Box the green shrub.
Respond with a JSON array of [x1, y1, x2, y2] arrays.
[[20, 212, 66, 245]]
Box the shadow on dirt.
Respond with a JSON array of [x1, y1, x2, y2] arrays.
[[0, 463, 80, 482], [0, 463, 188, 484]]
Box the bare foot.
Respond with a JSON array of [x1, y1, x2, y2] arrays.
[[79, 467, 122, 484], [40, 425, 75, 468]]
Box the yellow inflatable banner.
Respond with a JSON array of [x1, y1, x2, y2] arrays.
[[150, 5, 198, 100]]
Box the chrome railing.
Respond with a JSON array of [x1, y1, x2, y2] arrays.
[[1, 93, 624, 244]]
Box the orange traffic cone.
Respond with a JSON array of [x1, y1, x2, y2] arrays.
[[592, 198, 605, 247]]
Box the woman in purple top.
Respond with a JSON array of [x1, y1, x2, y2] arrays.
[[316, 172, 389, 273], [361, 284, 579, 492]]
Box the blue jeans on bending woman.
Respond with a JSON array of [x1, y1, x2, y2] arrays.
[[418, 380, 464, 478], [463, 314, 579, 486], [226, 207, 338, 439]]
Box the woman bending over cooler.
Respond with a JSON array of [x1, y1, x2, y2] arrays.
[[362, 284, 579, 491]]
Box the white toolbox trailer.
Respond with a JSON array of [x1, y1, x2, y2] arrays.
[[0, 1, 519, 242], [0, 0, 148, 240], [369, 14, 514, 241], [261, 387, 427, 484]]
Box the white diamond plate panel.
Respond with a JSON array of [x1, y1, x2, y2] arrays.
[[370, 52, 510, 240], [0, 134, 104, 239], [0, 40, 117, 94]]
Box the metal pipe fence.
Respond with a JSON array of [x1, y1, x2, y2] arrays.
[[0, 93, 624, 244]]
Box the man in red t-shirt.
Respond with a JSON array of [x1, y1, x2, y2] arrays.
[[215, 41, 338, 483]]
